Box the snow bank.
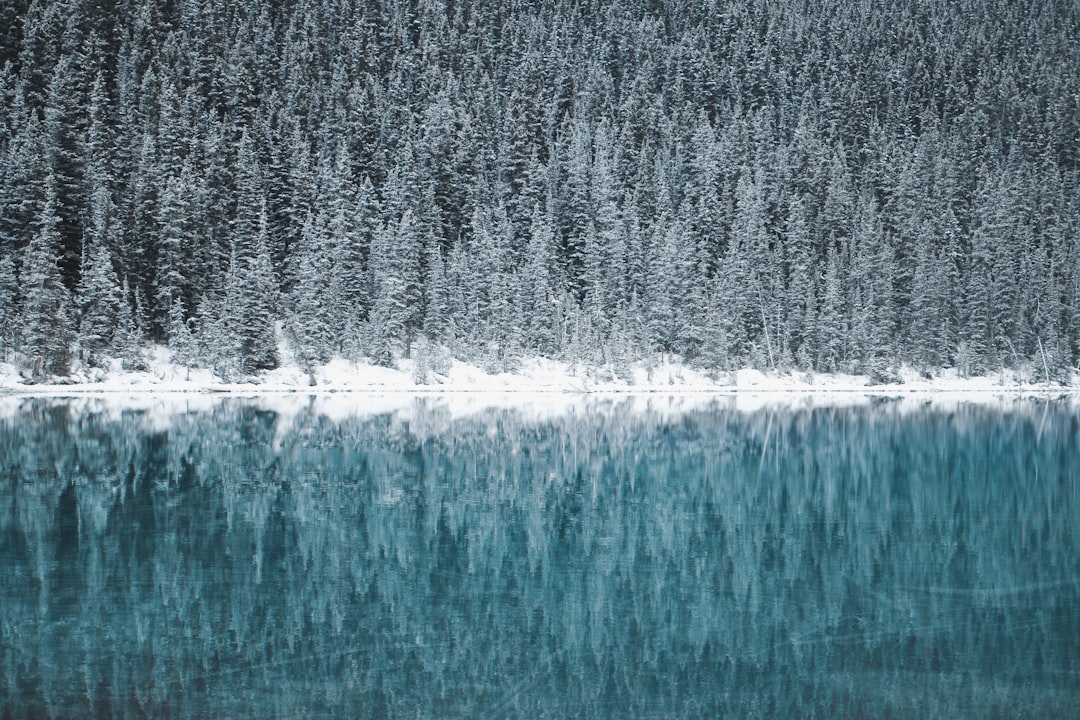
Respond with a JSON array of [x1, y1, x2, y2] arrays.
[[3, 350, 1078, 430], [1, 347, 1077, 409]]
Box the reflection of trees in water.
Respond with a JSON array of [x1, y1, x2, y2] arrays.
[[1, 400, 1077, 719]]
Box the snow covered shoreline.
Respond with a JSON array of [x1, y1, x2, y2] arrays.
[[2, 349, 1076, 398], [3, 353, 1077, 426]]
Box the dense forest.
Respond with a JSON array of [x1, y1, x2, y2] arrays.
[[1, 0, 1079, 381]]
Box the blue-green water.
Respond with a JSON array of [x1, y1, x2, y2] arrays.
[[1, 398, 1078, 719]]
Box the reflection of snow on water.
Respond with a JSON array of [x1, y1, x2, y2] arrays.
[[377, 484, 404, 507], [0, 399, 1077, 718]]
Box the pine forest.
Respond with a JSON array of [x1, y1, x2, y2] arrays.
[[2, 0, 1080, 383]]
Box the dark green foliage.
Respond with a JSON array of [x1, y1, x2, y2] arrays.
[[287, 212, 334, 371], [114, 276, 146, 371], [20, 175, 73, 379], [236, 212, 279, 374], [0, 255, 19, 359], [1, 0, 1079, 379], [76, 239, 120, 360]]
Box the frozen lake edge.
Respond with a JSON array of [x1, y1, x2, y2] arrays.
[[3, 354, 1079, 419]]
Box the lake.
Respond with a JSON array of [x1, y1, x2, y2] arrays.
[[1, 396, 1078, 718]]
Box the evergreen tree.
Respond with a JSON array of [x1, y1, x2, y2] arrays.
[[42, 53, 86, 289], [288, 212, 334, 371], [154, 162, 196, 337], [20, 173, 73, 379], [0, 256, 18, 361], [232, 129, 265, 263], [726, 169, 774, 365], [119, 132, 159, 307], [783, 196, 817, 369], [962, 167, 1005, 373], [236, 202, 279, 374], [167, 295, 196, 368], [519, 207, 559, 355], [367, 213, 416, 366], [76, 238, 120, 361], [114, 276, 146, 372], [672, 218, 709, 363], [848, 190, 896, 379], [323, 142, 367, 346], [556, 122, 592, 298], [685, 113, 725, 270], [817, 241, 845, 373], [645, 218, 678, 355], [0, 107, 46, 258], [422, 237, 453, 346]]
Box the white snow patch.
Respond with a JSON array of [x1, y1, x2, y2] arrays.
[[2, 346, 1078, 420]]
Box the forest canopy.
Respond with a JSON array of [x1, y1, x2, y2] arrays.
[[1, 0, 1078, 381]]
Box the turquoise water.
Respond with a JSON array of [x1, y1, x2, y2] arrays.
[[1, 398, 1078, 718]]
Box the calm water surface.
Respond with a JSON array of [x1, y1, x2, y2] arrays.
[[1, 397, 1078, 718]]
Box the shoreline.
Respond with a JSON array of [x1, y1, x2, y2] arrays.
[[2, 385, 1077, 396], [3, 354, 1077, 401], [3, 375, 1076, 423]]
